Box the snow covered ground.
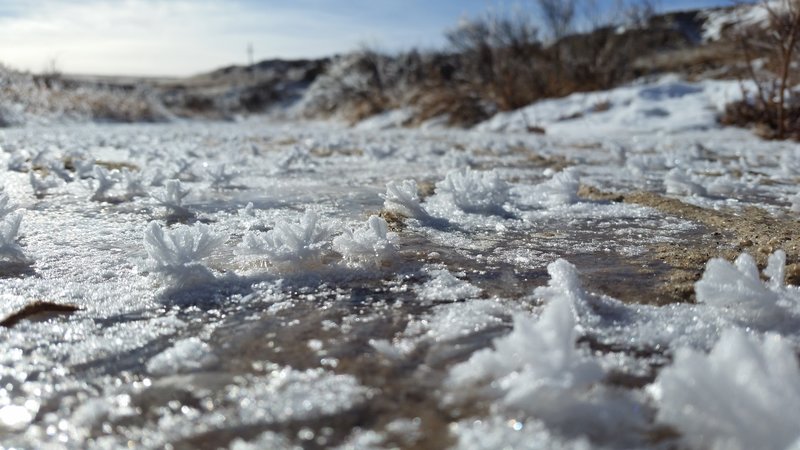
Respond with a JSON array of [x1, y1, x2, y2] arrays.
[[1, 76, 800, 449]]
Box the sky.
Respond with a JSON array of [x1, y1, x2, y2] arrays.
[[0, 0, 734, 77]]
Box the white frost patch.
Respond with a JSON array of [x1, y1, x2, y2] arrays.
[[414, 267, 481, 303], [650, 329, 800, 450], [146, 338, 219, 376], [333, 216, 397, 268]]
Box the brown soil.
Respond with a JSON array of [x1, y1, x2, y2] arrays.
[[579, 185, 800, 303]]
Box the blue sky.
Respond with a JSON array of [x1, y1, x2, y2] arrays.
[[0, 0, 736, 76]]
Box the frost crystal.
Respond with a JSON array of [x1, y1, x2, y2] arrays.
[[0, 213, 28, 263], [143, 221, 227, 285], [90, 166, 119, 201], [333, 216, 397, 268], [272, 146, 315, 174], [435, 169, 509, 215], [531, 169, 580, 207], [238, 211, 330, 270], [664, 168, 707, 196], [695, 252, 796, 326], [120, 169, 147, 199], [151, 180, 192, 217], [146, 338, 219, 376], [0, 192, 15, 219], [415, 268, 481, 303], [29, 171, 59, 197], [650, 329, 800, 450], [449, 292, 602, 410], [381, 179, 430, 220], [205, 164, 239, 189]]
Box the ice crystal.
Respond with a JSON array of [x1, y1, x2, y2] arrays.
[[381, 179, 430, 220], [151, 180, 192, 217], [695, 252, 797, 327], [90, 166, 119, 201], [415, 268, 481, 303], [0, 213, 28, 263], [435, 169, 509, 215], [143, 221, 227, 285], [0, 192, 15, 219], [120, 169, 148, 199], [29, 171, 59, 197], [146, 338, 219, 376], [664, 168, 707, 196], [237, 211, 331, 270], [333, 216, 397, 268], [272, 146, 315, 174], [449, 294, 602, 398], [531, 169, 580, 207], [205, 163, 239, 189], [650, 329, 800, 450]]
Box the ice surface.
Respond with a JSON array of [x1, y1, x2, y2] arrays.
[[651, 329, 800, 450]]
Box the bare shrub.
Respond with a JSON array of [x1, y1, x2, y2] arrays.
[[723, 0, 800, 139]]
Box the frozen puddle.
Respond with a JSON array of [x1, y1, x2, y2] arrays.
[[1, 119, 800, 449]]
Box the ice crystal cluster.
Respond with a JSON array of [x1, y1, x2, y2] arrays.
[[0, 192, 28, 263], [530, 169, 581, 207], [143, 221, 227, 286], [151, 180, 192, 217], [435, 168, 509, 215], [333, 215, 397, 268], [651, 329, 800, 450], [237, 211, 331, 270], [449, 261, 604, 418], [381, 179, 430, 220], [695, 251, 800, 327], [664, 168, 706, 196]]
